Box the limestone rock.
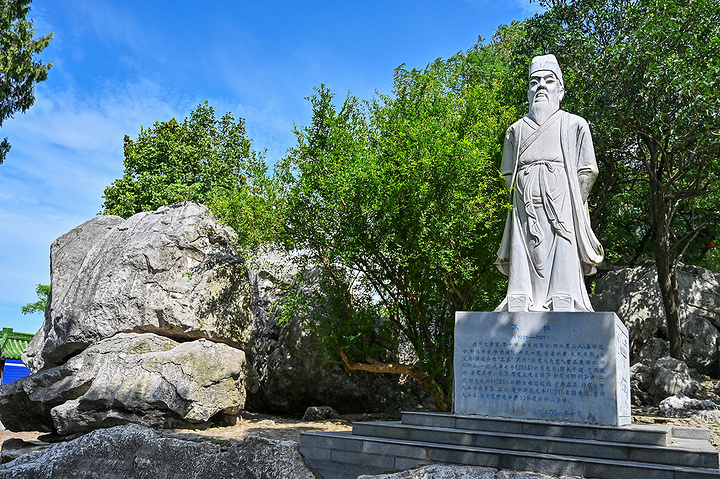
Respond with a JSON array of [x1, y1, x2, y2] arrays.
[[658, 393, 717, 418], [648, 357, 699, 401], [591, 262, 720, 375], [630, 357, 700, 405], [0, 333, 253, 434], [0, 424, 315, 479], [692, 410, 720, 424], [0, 439, 50, 465], [359, 464, 580, 478], [630, 362, 652, 406], [302, 406, 341, 421], [246, 251, 433, 415], [23, 203, 252, 372]]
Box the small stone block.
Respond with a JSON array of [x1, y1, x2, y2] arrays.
[[354, 423, 408, 440], [394, 457, 428, 471], [672, 425, 712, 441], [402, 412, 456, 429], [298, 445, 332, 461], [500, 453, 584, 477], [300, 432, 364, 453], [331, 449, 395, 469], [456, 417, 523, 434], [362, 440, 428, 460], [594, 425, 670, 445], [427, 447, 500, 468], [407, 428, 467, 446], [521, 423, 594, 441], [582, 461, 674, 479], [546, 439, 625, 461], [673, 467, 720, 479]]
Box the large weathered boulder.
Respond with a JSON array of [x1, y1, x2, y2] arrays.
[[658, 393, 717, 418], [23, 203, 252, 372], [246, 251, 433, 415], [0, 333, 254, 434], [648, 357, 700, 400], [629, 357, 700, 405], [591, 262, 720, 375], [0, 424, 315, 479], [19, 203, 429, 423]]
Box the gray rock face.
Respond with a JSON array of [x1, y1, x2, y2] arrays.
[[591, 262, 720, 375], [658, 393, 717, 418], [630, 357, 700, 405], [302, 406, 341, 421], [0, 333, 253, 434], [12, 203, 427, 432], [0, 424, 315, 479], [246, 251, 433, 415], [648, 357, 699, 400], [23, 203, 252, 373]]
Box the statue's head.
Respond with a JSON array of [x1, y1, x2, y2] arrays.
[[527, 54, 564, 122]]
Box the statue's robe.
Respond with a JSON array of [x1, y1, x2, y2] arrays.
[[495, 110, 604, 312]]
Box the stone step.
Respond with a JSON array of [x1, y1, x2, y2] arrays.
[[352, 421, 717, 469], [401, 411, 681, 446], [299, 430, 720, 479]]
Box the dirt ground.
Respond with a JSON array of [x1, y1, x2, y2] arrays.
[[3, 385, 720, 456]]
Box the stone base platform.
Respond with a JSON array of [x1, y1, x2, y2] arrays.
[[299, 411, 720, 479]]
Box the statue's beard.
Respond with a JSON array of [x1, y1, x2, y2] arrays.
[[529, 97, 560, 125]]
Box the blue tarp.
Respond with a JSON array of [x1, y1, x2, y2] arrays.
[[2, 359, 31, 385]]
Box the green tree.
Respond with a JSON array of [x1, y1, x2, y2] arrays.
[[262, 51, 520, 410], [0, 0, 52, 163], [21, 283, 50, 315], [523, 0, 720, 358], [102, 101, 262, 218]]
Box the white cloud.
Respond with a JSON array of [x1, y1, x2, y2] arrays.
[[0, 77, 192, 333]]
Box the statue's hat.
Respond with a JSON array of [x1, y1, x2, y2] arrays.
[[529, 54, 563, 86]]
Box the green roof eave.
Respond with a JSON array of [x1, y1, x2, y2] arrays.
[[0, 328, 35, 360]]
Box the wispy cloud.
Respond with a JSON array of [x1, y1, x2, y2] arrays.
[[0, 77, 189, 330]]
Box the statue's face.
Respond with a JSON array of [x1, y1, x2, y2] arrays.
[[527, 70, 564, 107]]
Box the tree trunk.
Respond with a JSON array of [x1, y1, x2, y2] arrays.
[[654, 244, 683, 359], [647, 150, 684, 359]]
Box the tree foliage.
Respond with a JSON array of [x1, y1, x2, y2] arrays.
[[522, 0, 720, 358], [21, 283, 49, 315], [0, 0, 52, 163], [257, 50, 521, 410], [102, 101, 262, 219]]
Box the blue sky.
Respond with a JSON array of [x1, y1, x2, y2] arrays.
[[0, 0, 541, 334]]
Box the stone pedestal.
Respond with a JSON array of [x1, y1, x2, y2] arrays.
[[454, 312, 630, 426]]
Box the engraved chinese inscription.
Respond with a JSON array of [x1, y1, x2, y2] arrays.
[[457, 323, 608, 421]]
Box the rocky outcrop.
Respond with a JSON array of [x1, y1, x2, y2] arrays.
[[0, 424, 315, 479], [302, 406, 341, 421], [0, 333, 254, 434], [246, 251, 432, 415], [591, 262, 720, 375], [5, 203, 427, 436], [658, 394, 717, 418], [630, 356, 700, 405], [23, 203, 252, 373]]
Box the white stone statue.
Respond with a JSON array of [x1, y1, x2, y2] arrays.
[[495, 54, 604, 312]]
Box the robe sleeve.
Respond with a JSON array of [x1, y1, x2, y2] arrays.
[[500, 123, 519, 190], [575, 119, 599, 204]]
